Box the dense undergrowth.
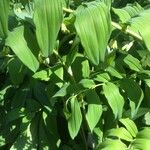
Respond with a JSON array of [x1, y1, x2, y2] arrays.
[[1, 0, 150, 149]]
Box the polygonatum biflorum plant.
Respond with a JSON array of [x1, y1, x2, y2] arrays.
[[1, 0, 150, 149]]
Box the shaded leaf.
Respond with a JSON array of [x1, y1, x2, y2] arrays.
[[120, 78, 144, 118], [71, 55, 90, 82], [8, 58, 25, 85]]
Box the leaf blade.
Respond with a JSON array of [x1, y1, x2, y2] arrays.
[[34, 0, 63, 57]]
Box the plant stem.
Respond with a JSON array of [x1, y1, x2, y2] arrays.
[[111, 21, 142, 41], [63, 7, 74, 13], [81, 126, 88, 150]]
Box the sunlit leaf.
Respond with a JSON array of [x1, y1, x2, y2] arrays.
[[123, 54, 143, 72], [112, 2, 143, 23], [34, 0, 63, 57], [119, 118, 138, 137], [98, 139, 127, 150], [85, 90, 102, 132], [75, 1, 112, 65], [0, 0, 9, 38], [107, 127, 133, 141], [103, 82, 124, 119], [68, 97, 82, 139], [94, 72, 110, 83], [6, 26, 39, 72]]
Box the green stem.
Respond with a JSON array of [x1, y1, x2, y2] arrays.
[[81, 126, 88, 150], [111, 21, 142, 41]]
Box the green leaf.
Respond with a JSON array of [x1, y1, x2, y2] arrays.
[[106, 66, 123, 79], [93, 72, 110, 83], [14, 3, 33, 20], [33, 70, 51, 81], [0, 0, 9, 38], [5, 108, 25, 124], [75, 1, 112, 65], [128, 9, 150, 52], [53, 83, 70, 98], [120, 78, 144, 118], [123, 54, 143, 72], [98, 139, 127, 150], [131, 139, 150, 150], [98, 0, 112, 9], [138, 50, 150, 67], [103, 82, 124, 119], [10, 115, 38, 150], [0, 136, 5, 147], [68, 97, 82, 139], [85, 90, 102, 132], [34, 0, 63, 57], [136, 128, 150, 139], [79, 79, 95, 89], [119, 118, 138, 137], [144, 112, 150, 125], [107, 127, 133, 141], [112, 2, 143, 23], [6, 26, 39, 72], [71, 55, 90, 82], [8, 58, 25, 85], [130, 128, 150, 150]]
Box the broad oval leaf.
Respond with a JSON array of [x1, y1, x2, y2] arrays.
[[0, 0, 9, 38], [34, 0, 63, 57], [131, 139, 150, 150], [128, 9, 150, 52], [130, 128, 150, 150], [106, 66, 123, 79], [75, 2, 112, 65], [136, 127, 150, 139], [6, 26, 39, 72], [98, 139, 127, 150], [123, 54, 143, 72], [119, 118, 138, 137], [8, 58, 26, 85], [103, 82, 124, 119], [112, 2, 143, 23], [107, 127, 133, 141], [79, 79, 95, 89], [120, 78, 144, 118], [68, 97, 82, 139], [85, 90, 102, 132], [94, 72, 110, 83]]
